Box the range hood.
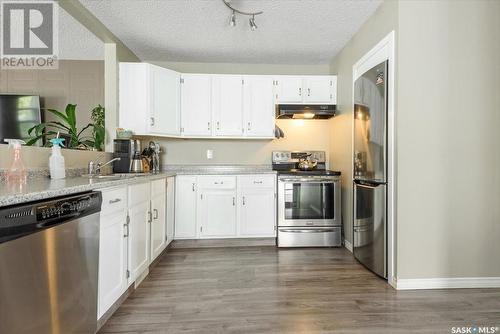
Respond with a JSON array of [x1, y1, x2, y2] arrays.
[[276, 104, 336, 119]]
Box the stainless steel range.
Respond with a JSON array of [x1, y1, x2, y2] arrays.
[[272, 151, 342, 247]]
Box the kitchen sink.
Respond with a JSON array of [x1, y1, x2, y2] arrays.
[[81, 173, 148, 180]]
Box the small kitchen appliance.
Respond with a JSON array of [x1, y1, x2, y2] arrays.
[[113, 139, 142, 173], [272, 151, 342, 247]]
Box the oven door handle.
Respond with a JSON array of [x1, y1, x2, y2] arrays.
[[280, 228, 339, 233], [279, 179, 337, 183]]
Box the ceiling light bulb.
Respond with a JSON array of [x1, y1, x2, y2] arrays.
[[229, 11, 236, 27], [249, 15, 257, 30]]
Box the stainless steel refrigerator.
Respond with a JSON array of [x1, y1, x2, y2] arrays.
[[353, 60, 388, 279]]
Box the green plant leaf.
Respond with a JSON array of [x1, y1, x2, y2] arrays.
[[45, 108, 69, 124], [65, 104, 77, 130]]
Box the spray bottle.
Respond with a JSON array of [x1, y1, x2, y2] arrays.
[[4, 139, 27, 184], [49, 134, 66, 179]]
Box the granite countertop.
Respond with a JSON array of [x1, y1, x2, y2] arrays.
[[0, 165, 276, 207]]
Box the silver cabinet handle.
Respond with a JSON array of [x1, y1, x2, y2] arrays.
[[148, 211, 152, 223], [253, 181, 263, 184], [208, 122, 211, 130], [109, 198, 121, 204], [247, 122, 251, 131], [308, 88, 311, 96], [214, 181, 224, 185], [150, 117, 155, 126], [154, 209, 158, 220], [217, 121, 220, 130], [299, 87, 302, 96], [242, 196, 246, 205], [232, 197, 235, 206], [192, 183, 195, 191], [123, 223, 129, 238]]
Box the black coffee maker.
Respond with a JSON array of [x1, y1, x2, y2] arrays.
[[113, 139, 142, 173]]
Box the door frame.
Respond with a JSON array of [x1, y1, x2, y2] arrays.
[[352, 31, 396, 288]]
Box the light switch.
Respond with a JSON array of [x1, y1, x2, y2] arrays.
[[206, 149, 213, 159]]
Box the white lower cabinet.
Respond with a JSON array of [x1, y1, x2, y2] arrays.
[[98, 178, 171, 320], [150, 178, 167, 262], [174, 174, 276, 240], [175, 176, 198, 239], [98, 187, 128, 320], [166, 176, 175, 245], [199, 190, 237, 237], [239, 176, 276, 237]]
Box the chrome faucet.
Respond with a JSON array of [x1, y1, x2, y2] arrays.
[[88, 157, 121, 175]]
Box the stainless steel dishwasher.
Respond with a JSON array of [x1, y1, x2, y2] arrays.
[[0, 191, 102, 334]]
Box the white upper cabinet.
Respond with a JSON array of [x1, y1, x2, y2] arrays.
[[275, 76, 304, 104], [275, 75, 337, 105], [150, 65, 180, 136], [303, 76, 336, 104], [180, 74, 212, 136], [212, 75, 244, 136], [119, 63, 181, 136], [243, 76, 275, 137]]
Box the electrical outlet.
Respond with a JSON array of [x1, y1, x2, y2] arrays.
[[206, 149, 213, 160]]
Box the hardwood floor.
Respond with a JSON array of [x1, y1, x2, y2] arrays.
[[99, 247, 500, 333]]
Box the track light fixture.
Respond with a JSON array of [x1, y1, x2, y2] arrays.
[[222, 0, 263, 31], [249, 15, 257, 31], [229, 10, 236, 27]]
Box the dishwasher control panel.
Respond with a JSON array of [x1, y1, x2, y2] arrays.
[[0, 191, 102, 244]]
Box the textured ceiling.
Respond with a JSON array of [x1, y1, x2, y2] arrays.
[[80, 0, 381, 64], [59, 6, 104, 60]]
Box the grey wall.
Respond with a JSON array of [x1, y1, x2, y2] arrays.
[[330, 0, 500, 280], [0, 60, 104, 130], [329, 1, 399, 247], [0, 60, 109, 169], [144, 62, 333, 166], [396, 0, 500, 279]]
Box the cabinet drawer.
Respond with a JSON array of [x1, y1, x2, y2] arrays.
[[128, 181, 151, 206], [151, 178, 166, 197], [101, 186, 127, 214], [239, 175, 276, 189], [198, 176, 236, 189]]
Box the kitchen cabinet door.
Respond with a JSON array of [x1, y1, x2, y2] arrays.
[[239, 175, 276, 237], [275, 76, 304, 104], [166, 176, 175, 245], [303, 76, 335, 104], [150, 181, 166, 262], [127, 200, 150, 283], [98, 210, 128, 319], [243, 76, 275, 137], [174, 176, 198, 239], [150, 65, 180, 136], [180, 74, 212, 136], [119, 63, 149, 135], [199, 190, 237, 238], [212, 75, 244, 136]]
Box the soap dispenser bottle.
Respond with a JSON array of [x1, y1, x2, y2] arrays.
[[49, 136, 66, 179], [4, 139, 27, 184]]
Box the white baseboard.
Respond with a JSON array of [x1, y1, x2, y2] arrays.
[[396, 277, 500, 290], [344, 239, 353, 252]]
